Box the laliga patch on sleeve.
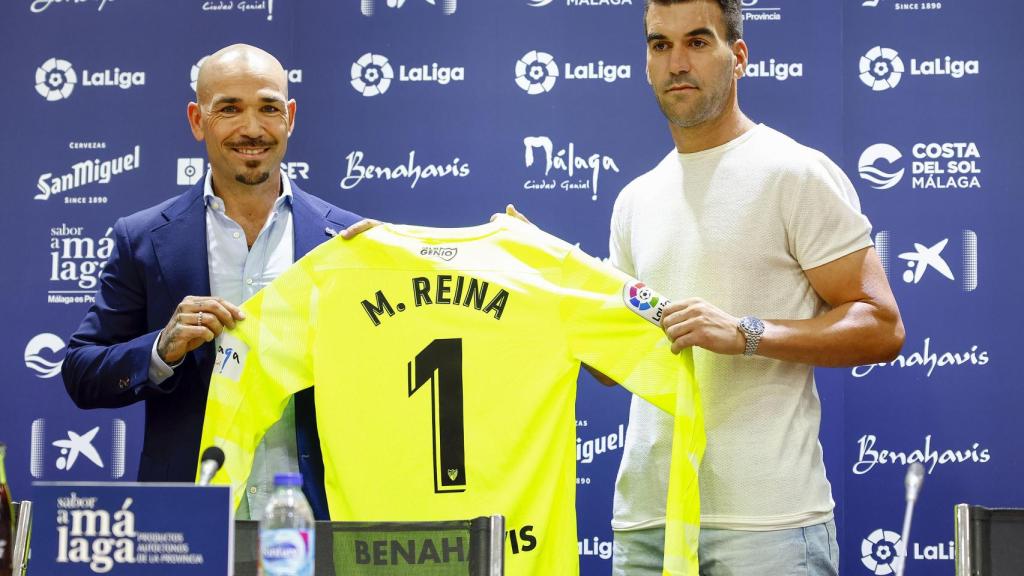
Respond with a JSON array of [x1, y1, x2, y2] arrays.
[[214, 332, 248, 381], [622, 280, 670, 326]]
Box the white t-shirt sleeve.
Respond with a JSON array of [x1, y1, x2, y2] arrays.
[[609, 186, 637, 277], [788, 152, 874, 271]]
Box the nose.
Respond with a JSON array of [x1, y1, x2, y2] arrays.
[[238, 108, 265, 139], [669, 46, 692, 75]]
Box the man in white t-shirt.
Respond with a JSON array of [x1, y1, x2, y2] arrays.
[[608, 1, 906, 574]]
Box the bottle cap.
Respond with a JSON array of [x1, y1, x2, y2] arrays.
[[273, 472, 303, 486]]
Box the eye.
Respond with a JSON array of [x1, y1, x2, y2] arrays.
[[262, 105, 281, 113], [690, 38, 708, 48], [220, 105, 239, 113], [651, 41, 670, 52]]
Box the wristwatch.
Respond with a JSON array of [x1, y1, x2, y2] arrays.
[[737, 316, 765, 357]]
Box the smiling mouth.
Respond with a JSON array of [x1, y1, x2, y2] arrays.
[[232, 146, 271, 157]]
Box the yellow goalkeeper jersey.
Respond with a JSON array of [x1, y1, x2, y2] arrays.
[[199, 215, 704, 575]]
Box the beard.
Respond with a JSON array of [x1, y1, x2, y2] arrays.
[[234, 168, 271, 186], [655, 60, 734, 129]]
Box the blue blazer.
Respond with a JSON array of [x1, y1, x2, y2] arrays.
[[62, 181, 360, 519]]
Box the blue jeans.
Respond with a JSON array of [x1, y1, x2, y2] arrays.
[[612, 520, 840, 576]]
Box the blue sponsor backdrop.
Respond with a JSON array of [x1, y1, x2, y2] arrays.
[[0, 1, 1019, 574]]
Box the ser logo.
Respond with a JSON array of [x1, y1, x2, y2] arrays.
[[177, 158, 310, 185], [861, 529, 905, 575], [875, 230, 977, 292], [30, 418, 126, 479]]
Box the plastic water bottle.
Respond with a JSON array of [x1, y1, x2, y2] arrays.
[[260, 473, 315, 576]]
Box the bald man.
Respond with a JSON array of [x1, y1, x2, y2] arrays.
[[63, 44, 363, 520]]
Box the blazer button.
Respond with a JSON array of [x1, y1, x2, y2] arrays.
[[118, 376, 130, 389]]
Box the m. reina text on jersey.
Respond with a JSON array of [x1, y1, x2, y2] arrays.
[[362, 274, 511, 326]]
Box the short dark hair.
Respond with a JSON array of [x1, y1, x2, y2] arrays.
[[644, 0, 744, 44]]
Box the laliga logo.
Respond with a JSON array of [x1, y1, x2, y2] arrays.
[[622, 281, 668, 326], [516, 51, 559, 94], [858, 143, 904, 189], [860, 46, 904, 91], [515, 50, 629, 94], [351, 53, 394, 96], [36, 57, 77, 101], [862, 529, 905, 575], [25, 333, 65, 378]]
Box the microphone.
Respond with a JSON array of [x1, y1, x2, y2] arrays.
[[198, 446, 225, 486], [894, 462, 926, 576]]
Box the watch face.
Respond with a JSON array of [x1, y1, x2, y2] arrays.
[[741, 316, 765, 335]]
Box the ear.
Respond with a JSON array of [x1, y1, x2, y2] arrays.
[[732, 39, 749, 79], [286, 99, 297, 137], [187, 102, 204, 142]]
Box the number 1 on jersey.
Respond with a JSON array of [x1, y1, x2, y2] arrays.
[[408, 338, 467, 493]]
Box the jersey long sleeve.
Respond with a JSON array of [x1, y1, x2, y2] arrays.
[[198, 215, 704, 575]]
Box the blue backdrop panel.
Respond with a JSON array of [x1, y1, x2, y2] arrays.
[[1, 1, 1019, 575]]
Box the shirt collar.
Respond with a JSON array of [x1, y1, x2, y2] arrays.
[[203, 169, 294, 213]]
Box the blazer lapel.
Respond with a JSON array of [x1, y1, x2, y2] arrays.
[[150, 185, 211, 302], [290, 181, 339, 259]]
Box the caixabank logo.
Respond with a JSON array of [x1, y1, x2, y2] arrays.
[[350, 52, 464, 97], [30, 418, 126, 479], [875, 229, 978, 293], [515, 50, 630, 95], [858, 141, 982, 191], [35, 57, 145, 101], [859, 46, 979, 91]]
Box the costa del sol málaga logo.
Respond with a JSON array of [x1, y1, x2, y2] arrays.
[[862, 529, 905, 575], [860, 46, 904, 91], [351, 53, 395, 97], [36, 57, 77, 101], [515, 50, 559, 94], [858, 143, 905, 189], [25, 333, 66, 378]]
